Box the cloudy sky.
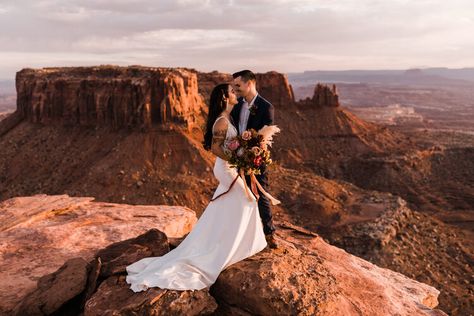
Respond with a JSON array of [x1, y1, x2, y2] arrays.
[[0, 0, 473, 79]]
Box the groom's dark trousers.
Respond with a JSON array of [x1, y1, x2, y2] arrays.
[[244, 168, 276, 235]]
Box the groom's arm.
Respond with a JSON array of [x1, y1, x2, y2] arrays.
[[262, 101, 274, 126]]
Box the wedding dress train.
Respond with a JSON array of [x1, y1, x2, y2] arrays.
[[125, 117, 267, 291]]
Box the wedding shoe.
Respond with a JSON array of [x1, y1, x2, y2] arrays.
[[265, 234, 279, 249]]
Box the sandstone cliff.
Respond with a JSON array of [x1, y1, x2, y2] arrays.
[[15, 66, 206, 129], [13, 66, 294, 132], [256, 71, 295, 106]]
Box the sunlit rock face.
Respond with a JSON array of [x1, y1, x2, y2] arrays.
[[0, 194, 197, 314], [15, 66, 206, 129]]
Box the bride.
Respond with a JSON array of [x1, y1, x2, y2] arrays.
[[125, 83, 268, 292]]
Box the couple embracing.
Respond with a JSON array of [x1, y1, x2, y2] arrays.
[[126, 70, 280, 292]]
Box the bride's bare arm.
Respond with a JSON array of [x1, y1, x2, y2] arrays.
[[211, 119, 229, 160]]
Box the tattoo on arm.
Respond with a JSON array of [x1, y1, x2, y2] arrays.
[[212, 129, 226, 145]]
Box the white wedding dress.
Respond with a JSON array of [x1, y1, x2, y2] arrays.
[[125, 116, 267, 292]]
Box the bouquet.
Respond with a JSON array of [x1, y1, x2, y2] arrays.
[[223, 125, 281, 205]]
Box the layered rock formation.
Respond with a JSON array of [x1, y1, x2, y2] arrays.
[[12, 215, 445, 315], [13, 66, 295, 132], [299, 83, 339, 107], [0, 194, 197, 314], [273, 90, 410, 178], [255, 71, 295, 106], [325, 196, 413, 251], [15, 66, 206, 129]]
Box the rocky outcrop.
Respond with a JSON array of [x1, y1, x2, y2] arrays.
[[326, 196, 414, 253], [0, 110, 22, 136], [14, 258, 90, 316], [0, 110, 14, 122], [84, 275, 217, 316], [15, 228, 218, 316], [255, 71, 295, 106], [15, 65, 206, 129], [4, 195, 444, 315], [0, 194, 197, 315], [299, 83, 340, 107], [213, 226, 444, 315], [14, 224, 444, 315]]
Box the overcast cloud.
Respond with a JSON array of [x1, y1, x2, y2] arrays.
[[0, 0, 473, 79]]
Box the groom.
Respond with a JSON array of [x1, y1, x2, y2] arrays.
[[230, 70, 279, 249]]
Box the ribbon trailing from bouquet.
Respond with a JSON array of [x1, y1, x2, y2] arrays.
[[210, 175, 239, 202], [241, 169, 281, 205]]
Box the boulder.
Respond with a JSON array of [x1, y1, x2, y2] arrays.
[[0, 194, 197, 314], [211, 226, 445, 315], [94, 228, 169, 278], [14, 258, 90, 316], [84, 275, 217, 316]]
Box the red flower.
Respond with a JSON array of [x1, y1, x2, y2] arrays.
[[253, 156, 263, 167]]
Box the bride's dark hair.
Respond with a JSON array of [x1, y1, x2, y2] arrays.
[[203, 84, 230, 151]]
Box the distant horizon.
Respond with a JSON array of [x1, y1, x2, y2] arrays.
[[1, 65, 474, 81]]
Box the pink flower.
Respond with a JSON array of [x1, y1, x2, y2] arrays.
[[227, 139, 240, 151], [253, 156, 263, 167], [241, 130, 252, 140]]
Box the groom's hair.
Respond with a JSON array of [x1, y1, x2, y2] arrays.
[[232, 70, 256, 83]]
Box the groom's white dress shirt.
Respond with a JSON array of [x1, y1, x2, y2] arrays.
[[239, 93, 258, 135]]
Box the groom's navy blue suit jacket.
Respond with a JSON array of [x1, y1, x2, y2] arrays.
[[230, 94, 274, 135]]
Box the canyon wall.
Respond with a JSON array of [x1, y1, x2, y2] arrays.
[[15, 66, 206, 129], [13, 66, 295, 131]]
